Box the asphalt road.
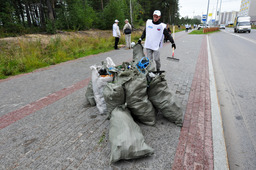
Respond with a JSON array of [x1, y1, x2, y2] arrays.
[[209, 27, 256, 169]]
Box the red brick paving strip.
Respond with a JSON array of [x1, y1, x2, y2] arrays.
[[172, 36, 213, 170], [0, 78, 91, 130]]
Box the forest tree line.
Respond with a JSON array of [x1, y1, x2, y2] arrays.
[[0, 0, 200, 35]]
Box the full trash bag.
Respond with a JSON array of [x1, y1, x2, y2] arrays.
[[132, 43, 155, 72], [109, 106, 154, 163], [125, 74, 156, 125], [85, 80, 96, 106], [147, 72, 183, 126], [90, 65, 113, 114], [103, 83, 125, 118]]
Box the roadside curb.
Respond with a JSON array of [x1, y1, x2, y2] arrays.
[[172, 35, 229, 170], [207, 35, 229, 170]]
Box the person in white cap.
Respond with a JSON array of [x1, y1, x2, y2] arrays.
[[138, 10, 176, 71], [123, 19, 132, 49], [113, 19, 121, 50]]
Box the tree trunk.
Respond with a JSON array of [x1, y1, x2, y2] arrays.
[[29, 3, 36, 26], [46, 0, 55, 21], [25, 2, 32, 27], [17, 0, 25, 26], [39, 0, 46, 29], [101, 0, 104, 10]]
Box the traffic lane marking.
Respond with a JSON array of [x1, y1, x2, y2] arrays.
[[222, 30, 256, 45]]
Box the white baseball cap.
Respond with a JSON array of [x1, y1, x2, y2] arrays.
[[153, 10, 161, 16], [115, 19, 119, 22]]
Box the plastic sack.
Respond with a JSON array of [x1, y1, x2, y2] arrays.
[[125, 74, 156, 125], [106, 57, 116, 68], [132, 43, 155, 72], [109, 106, 154, 163], [147, 73, 183, 126], [85, 80, 96, 106], [103, 83, 125, 118], [90, 65, 113, 114]]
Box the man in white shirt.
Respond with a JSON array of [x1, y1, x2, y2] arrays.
[[113, 19, 121, 50], [138, 10, 176, 71]]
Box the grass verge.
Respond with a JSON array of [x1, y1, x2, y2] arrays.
[[0, 31, 142, 79], [189, 29, 220, 34]]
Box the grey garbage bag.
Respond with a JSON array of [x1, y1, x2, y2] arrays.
[[133, 43, 144, 61], [109, 106, 154, 163], [103, 83, 125, 118], [85, 80, 96, 106], [90, 65, 113, 114], [147, 73, 183, 126], [125, 74, 156, 125], [132, 43, 155, 72]]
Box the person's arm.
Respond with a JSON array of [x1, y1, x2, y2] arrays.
[[123, 24, 127, 32], [138, 28, 146, 44], [116, 26, 121, 37], [141, 28, 146, 40], [163, 28, 176, 49]]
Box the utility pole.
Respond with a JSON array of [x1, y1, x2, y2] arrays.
[[215, 0, 219, 24], [206, 0, 210, 25], [219, 0, 223, 24], [130, 0, 133, 26]]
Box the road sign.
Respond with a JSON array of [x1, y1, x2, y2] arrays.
[[202, 14, 207, 22]]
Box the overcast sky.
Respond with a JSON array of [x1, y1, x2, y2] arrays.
[[179, 0, 241, 19]]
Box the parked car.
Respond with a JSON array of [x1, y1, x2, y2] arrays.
[[219, 24, 225, 29]]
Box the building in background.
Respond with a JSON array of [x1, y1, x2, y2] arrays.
[[239, 0, 256, 24], [193, 15, 201, 21], [219, 11, 239, 25]]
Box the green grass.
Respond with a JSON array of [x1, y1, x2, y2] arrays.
[[98, 132, 106, 144], [189, 29, 220, 34], [0, 31, 142, 79]]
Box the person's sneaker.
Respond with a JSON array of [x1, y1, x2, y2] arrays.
[[115, 48, 120, 50]]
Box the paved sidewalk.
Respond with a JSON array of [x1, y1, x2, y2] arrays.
[[0, 32, 228, 169], [172, 36, 213, 169]]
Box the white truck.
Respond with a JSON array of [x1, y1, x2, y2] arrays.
[[234, 16, 251, 33]]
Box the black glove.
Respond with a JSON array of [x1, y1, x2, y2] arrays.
[[172, 43, 176, 49], [138, 38, 142, 44]]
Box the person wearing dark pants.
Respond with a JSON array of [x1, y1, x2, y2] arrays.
[[113, 19, 121, 50], [114, 37, 119, 50]]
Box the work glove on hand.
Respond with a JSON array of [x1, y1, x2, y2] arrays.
[[172, 43, 176, 49], [138, 38, 142, 44]]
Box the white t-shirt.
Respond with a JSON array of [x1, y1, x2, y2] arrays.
[[113, 23, 120, 37], [144, 19, 166, 51]]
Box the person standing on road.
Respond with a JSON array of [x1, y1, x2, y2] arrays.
[[138, 10, 176, 71], [123, 19, 132, 49], [113, 19, 121, 50], [185, 23, 189, 32]]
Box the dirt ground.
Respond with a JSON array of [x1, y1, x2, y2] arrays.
[[0, 30, 113, 45]]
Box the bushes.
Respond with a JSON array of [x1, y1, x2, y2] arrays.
[[0, 30, 144, 79], [203, 27, 219, 33]]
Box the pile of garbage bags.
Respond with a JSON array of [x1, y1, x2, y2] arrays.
[[85, 44, 183, 163]]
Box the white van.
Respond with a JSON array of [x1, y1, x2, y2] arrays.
[[234, 16, 251, 33]]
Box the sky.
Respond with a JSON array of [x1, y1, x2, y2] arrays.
[[179, 0, 241, 19]]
